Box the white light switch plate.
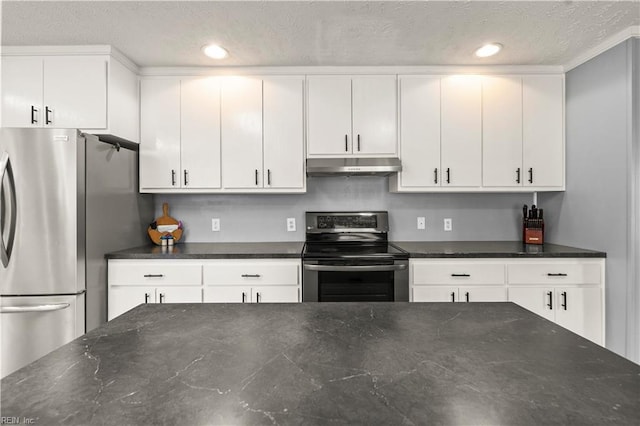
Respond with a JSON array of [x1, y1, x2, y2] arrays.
[[212, 218, 220, 232], [287, 218, 296, 232]]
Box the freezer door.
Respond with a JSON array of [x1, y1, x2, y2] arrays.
[[1, 294, 85, 378], [0, 128, 84, 295]]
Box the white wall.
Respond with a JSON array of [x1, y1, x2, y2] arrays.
[[154, 177, 533, 243], [539, 38, 639, 361]]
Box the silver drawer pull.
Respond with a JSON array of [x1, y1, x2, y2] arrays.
[[241, 274, 261, 278], [547, 273, 568, 277], [1, 303, 70, 313], [144, 274, 164, 278], [451, 273, 470, 277]]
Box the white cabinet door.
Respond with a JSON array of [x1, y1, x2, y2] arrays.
[[108, 286, 155, 320], [263, 77, 305, 189], [398, 76, 441, 187], [413, 286, 458, 302], [441, 76, 482, 187], [508, 287, 555, 322], [139, 78, 181, 189], [204, 286, 251, 303], [155, 286, 203, 304], [1, 56, 43, 127], [181, 77, 221, 189], [352, 76, 397, 155], [43, 56, 107, 129], [221, 77, 263, 188], [523, 75, 564, 188], [252, 286, 299, 303], [554, 287, 602, 345], [458, 286, 507, 302], [482, 76, 523, 187], [307, 76, 352, 155]]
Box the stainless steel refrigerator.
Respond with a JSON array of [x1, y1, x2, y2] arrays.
[[0, 128, 153, 378]]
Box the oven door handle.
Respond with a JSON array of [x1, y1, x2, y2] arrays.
[[303, 264, 407, 272]]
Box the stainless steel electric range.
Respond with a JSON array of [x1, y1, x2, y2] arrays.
[[302, 211, 409, 302]]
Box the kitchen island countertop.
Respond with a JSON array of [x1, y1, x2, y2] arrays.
[[2, 302, 637, 425]]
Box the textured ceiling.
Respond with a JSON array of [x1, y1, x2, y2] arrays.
[[1, 1, 639, 67]]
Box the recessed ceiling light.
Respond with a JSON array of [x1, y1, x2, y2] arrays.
[[202, 44, 228, 59], [475, 43, 503, 58]]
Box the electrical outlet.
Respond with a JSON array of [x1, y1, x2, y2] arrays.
[[444, 218, 452, 232], [417, 217, 426, 230], [211, 218, 220, 232], [287, 218, 296, 232]]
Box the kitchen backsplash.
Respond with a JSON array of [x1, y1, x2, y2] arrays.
[[154, 177, 533, 242]]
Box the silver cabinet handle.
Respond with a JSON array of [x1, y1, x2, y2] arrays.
[[159, 293, 165, 303], [184, 169, 189, 186], [256, 292, 261, 303], [451, 273, 470, 277], [267, 169, 272, 186], [1, 303, 70, 313], [145, 293, 151, 303], [357, 134, 361, 151], [516, 167, 521, 184], [528, 167, 534, 184], [241, 274, 262, 278], [242, 292, 247, 303], [303, 264, 407, 272], [255, 169, 259, 186], [31, 105, 38, 124], [171, 169, 176, 186], [0, 151, 17, 268], [547, 273, 568, 277], [345, 134, 348, 152], [143, 274, 164, 278]]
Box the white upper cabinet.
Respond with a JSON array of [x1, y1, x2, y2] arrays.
[[523, 75, 564, 188], [482, 76, 523, 187], [392, 73, 564, 192], [139, 78, 181, 190], [396, 76, 441, 188], [263, 76, 305, 190], [307, 75, 397, 157], [2, 49, 139, 142], [2, 55, 107, 129], [221, 77, 264, 189], [140, 77, 221, 191], [181, 77, 221, 189], [221, 76, 306, 192], [351, 76, 397, 155], [441, 76, 482, 187]]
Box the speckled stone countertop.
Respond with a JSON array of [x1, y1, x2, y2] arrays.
[[393, 241, 606, 258], [106, 242, 305, 259], [2, 303, 637, 425]]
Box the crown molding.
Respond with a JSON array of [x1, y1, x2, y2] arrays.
[[564, 25, 640, 72], [1, 45, 139, 73], [139, 65, 564, 77]]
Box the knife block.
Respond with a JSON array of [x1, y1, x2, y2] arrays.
[[523, 219, 544, 245]]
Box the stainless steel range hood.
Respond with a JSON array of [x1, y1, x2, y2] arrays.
[[306, 158, 402, 177]]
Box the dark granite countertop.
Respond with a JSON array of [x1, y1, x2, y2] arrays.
[[393, 241, 606, 258], [106, 242, 305, 259], [2, 302, 637, 425]]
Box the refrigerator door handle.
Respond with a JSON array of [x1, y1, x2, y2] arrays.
[[1, 303, 70, 313], [0, 151, 18, 268]]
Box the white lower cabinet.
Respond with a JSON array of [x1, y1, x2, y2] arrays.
[[410, 258, 605, 345], [202, 260, 301, 303], [411, 260, 507, 302], [107, 260, 204, 320], [507, 260, 604, 345]]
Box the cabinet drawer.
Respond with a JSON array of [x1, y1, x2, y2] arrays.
[[508, 263, 601, 285], [203, 261, 300, 286], [108, 261, 202, 285], [412, 262, 505, 285]]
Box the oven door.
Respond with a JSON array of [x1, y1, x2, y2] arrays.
[[303, 259, 409, 302]]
